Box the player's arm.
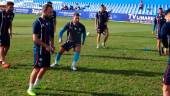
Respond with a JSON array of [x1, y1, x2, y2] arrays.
[[9, 14, 15, 38], [95, 13, 99, 28], [58, 24, 68, 43], [9, 24, 13, 38], [82, 26, 87, 45], [50, 30, 55, 53], [33, 34, 50, 52], [160, 23, 168, 40], [152, 17, 157, 34], [33, 21, 50, 52], [54, 11, 57, 33]]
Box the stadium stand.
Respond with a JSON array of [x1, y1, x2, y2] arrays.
[[2, 0, 170, 15]]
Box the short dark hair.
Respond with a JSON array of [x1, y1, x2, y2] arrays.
[[73, 12, 80, 16], [47, 1, 52, 5], [165, 8, 170, 15], [42, 4, 52, 11], [7, 1, 14, 6], [159, 8, 163, 10], [101, 4, 105, 8]]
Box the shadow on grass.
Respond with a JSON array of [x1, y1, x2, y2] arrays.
[[87, 34, 153, 39], [105, 47, 157, 52], [38, 89, 127, 96], [51, 66, 163, 77], [64, 54, 165, 62]]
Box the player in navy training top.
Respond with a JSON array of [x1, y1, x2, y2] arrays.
[[0, 1, 14, 68], [50, 12, 86, 71], [160, 8, 170, 96], [153, 8, 166, 54], [95, 4, 109, 48], [27, 4, 55, 96]]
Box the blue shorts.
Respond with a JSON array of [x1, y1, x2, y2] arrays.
[[163, 65, 170, 85], [33, 48, 51, 68], [62, 41, 81, 51]]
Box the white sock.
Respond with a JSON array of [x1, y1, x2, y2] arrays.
[[28, 83, 33, 91], [72, 61, 77, 67], [33, 79, 41, 87]]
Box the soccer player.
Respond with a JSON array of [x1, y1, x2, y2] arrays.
[[27, 4, 54, 96], [50, 12, 86, 71], [161, 8, 170, 96], [0, 1, 14, 68], [153, 8, 166, 55], [47, 1, 56, 34], [95, 4, 109, 48]]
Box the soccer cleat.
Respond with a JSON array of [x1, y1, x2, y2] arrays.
[[50, 62, 59, 68], [96, 45, 100, 49], [102, 43, 106, 48], [71, 66, 77, 71], [27, 90, 36, 96]]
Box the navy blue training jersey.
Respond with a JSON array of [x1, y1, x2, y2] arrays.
[[153, 14, 166, 32], [62, 22, 86, 44], [33, 17, 54, 49], [0, 10, 14, 36], [96, 11, 109, 26]]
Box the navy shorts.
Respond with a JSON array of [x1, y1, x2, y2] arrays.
[[0, 36, 10, 47], [62, 41, 81, 51], [162, 39, 168, 48], [97, 25, 108, 34], [33, 48, 51, 68]]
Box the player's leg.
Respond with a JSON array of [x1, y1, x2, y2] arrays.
[[97, 33, 101, 48], [163, 85, 170, 96], [72, 45, 81, 71], [0, 46, 5, 64], [4, 39, 10, 57], [27, 68, 40, 96], [162, 39, 169, 55], [157, 39, 161, 51], [33, 67, 48, 87], [103, 28, 109, 48], [51, 47, 65, 67], [163, 65, 170, 96]]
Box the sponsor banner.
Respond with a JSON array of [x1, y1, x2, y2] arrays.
[[14, 8, 155, 24], [128, 14, 155, 24], [14, 8, 32, 14]]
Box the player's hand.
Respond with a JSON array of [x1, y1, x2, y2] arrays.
[[50, 45, 55, 54], [9, 33, 12, 39], [45, 45, 51, 52], [59, 38, 62, 44]]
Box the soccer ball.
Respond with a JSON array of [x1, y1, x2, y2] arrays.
[[2, 64, 10, 69]]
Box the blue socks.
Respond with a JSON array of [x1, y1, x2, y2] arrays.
[[72, 52, 80, 66], [55, 52, 62, 64]]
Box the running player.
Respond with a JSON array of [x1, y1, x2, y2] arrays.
[[50, 12, 86, 71], [27, 4, 54, 96], [95, 4, 109, 48], [153, 8, 166, 55], [0, 1, 14, 68]]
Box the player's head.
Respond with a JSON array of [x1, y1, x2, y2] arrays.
[[47, 1, 53, 6], [6, 1, 14, 12], [72, 12, 80, 23], [100, 4, 105, 12], [42, 4, 53, 18], [158, 8, 163, 14], [165, 8, 170, 21]]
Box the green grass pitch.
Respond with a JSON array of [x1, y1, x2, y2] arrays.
[[0, 14, 167, 96]]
